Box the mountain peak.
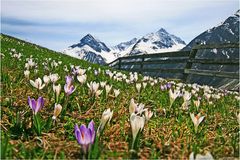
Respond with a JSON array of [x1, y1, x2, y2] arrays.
[[81, 34, 99, 43], [157, 28, 168, 34], [69, 34, 110, 53], [234, 9, 240, 17]]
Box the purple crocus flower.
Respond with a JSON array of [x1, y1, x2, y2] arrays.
[[64, 76, 75, 96], [28, 96, 44, 114], [166, 82, 172, 89], [74, 120, 95, 154]]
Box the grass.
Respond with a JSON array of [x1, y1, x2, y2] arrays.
[[0, 33, 239, 159]]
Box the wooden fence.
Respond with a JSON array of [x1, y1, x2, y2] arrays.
[[108, 43, 239, 81]]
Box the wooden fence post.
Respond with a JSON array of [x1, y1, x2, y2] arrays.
[[183, 48, 198, 82], [118, 58, 122, 70], [139, 56, 145, 74]]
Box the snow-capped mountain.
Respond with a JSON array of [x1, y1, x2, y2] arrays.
[[63, 34, 115, 64], [113, 38, 138, 52], [128, 28, 186, 55], [63, 28, 186, 64], [111, 38, 138, 57]]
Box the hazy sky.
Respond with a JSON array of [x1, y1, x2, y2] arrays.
[[1, 0, 239, 51]]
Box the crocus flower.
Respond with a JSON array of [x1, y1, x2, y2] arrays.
[[52, 104, 62, 120], [74, 120, 95, 154], [160, 85, 166, 91], [105, 85, 112, 96], [189, 151, 214, 160], [166, 82, 172, 89], [95, 90, 102, 98], [136, 83, 141, 93], [77, 68, 86, 76], [43, 75, 50, 85], [142, 82, 147, 89], [113, 89, 120, 97], [97, 108, 113, 134], [30, 78, 45, 90], [190, 113, 205, 132], [144, 109, 153, 121], [182, 91, 192, 110], [130, 113, 145, 149], [28, 96, 44, 114], [193, 99, 200, 110], [87, 81, 100, 96], [237, 113, 240, 124], [77, 74, 87, 84], [129, 98, 138, 114], [49, 73, 60, 84], [53, 84, 61, 98], [169, 89, 180, 107], [64, 76, 75, 96], [100, 81, 107, 88], [183, 91, 191, 102], [24, 70, 30, 79], [129, 98, 145, 115]]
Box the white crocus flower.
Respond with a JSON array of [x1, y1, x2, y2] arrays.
[[204, 93, 211, 100], [130, 113, 145, 149], [237, 113, 240, 124], [190, 113, 205, 132], [129, 98, 146, 115], [24, 70, 30, 79], [144, 109, 153, 121], [77, 74, 87, 84], [189, 151, 214, 160], [43, 75, 50, 85], [52, 104, 62, 120], [105, 85, 112, 96], [77, 68, 86, 76], [142, 82, 147, 89], [183, 91, 191, 102], [87, 81, 100, 96], [95, 90, 102, 98], [30, 78, 45, 90], [49, 73, 60, 84], [53, 84, 61, 100], [212, 94, 221, 99], [193, 99, 200, 110], [182, 91, 192, 110], [28, 58, 35, 68], [113, 89, 120, 98], [136, 83, 142, 93], [100, 81, 107, 88], [136, 103, 145, 115], [25, 63, 30, 70], [129, 98, 138, 114], [169, 89, 180, 107], [97, 108, 113, 134]]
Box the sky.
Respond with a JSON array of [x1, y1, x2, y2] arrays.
[[1, 0, 239, 51]]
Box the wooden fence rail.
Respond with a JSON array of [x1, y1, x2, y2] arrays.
[[108, 43, 239, 81]]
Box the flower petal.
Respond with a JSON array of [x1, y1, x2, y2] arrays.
[[30, 80, 37, 88], [88, 120, 95, 144], [74, 124, 82, 144]]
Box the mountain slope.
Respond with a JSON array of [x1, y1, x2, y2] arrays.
[[128, 28, 186, 56], [183, 10, 239, 50], [63, 34, 115, 64], [182, 10, 239, 89]]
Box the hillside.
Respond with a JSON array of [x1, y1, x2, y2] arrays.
[[182, 10, 239, 89], [1, 34, 239, 159]]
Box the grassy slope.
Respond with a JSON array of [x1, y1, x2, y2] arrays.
[[1, 34, 239, 159]]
